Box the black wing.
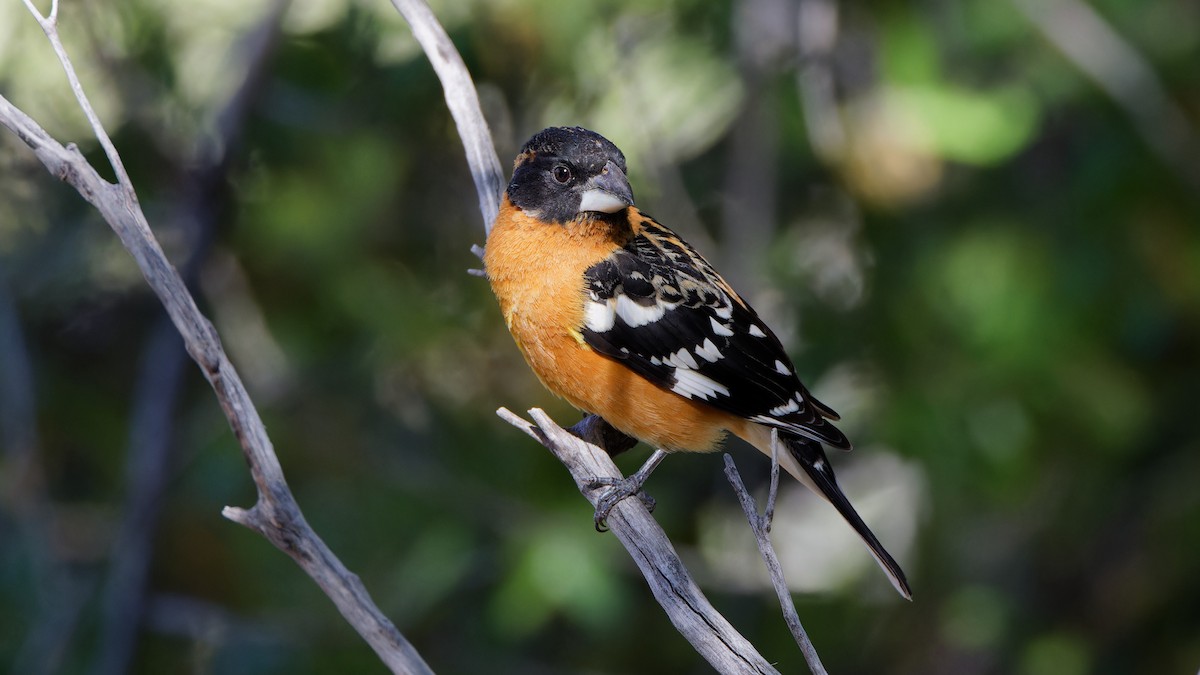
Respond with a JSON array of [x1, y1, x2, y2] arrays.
[[580, 214, 849, 449]]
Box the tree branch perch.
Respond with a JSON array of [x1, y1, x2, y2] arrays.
[[390, 0, 507, 232], [391, 0, 827, 667], [0, 6, 431, 674], [3, 0, 836, 671], [724, 438, 828, 675], [498, 408, 781, 675]]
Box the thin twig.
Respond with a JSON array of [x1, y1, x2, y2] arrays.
[[724, 436, 828, 675], [468, 243, 486, 276], [764, 429, 780, 530], [387, 0, 813, 667], [389, 0, 506, 232], [2, 5, 431, 673], [21, 0, 130, 187], [499, 408, 781, 675]]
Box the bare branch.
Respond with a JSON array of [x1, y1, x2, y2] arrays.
[[764, 429, 780, 530], [498, 408, 782, 675], [384, 0, 808, 668], [724, 446, 827, 675], [21, 0, 130, 187], [389, 0, 506, 233], [1, 8, 432, 674]]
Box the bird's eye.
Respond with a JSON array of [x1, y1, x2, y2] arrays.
[[552, 165, 572, 184]]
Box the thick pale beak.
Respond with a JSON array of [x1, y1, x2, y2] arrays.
[[578, 160, 634, 214]]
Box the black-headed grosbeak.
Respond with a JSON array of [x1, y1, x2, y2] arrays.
[[485, 126, 911, 599]]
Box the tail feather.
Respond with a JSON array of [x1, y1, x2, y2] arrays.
[[783, 435, 913, 600]]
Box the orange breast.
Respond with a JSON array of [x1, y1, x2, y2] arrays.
[[484, 198, 732, 452]]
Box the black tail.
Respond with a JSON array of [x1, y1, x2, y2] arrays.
[[786, 435, 912, 600]]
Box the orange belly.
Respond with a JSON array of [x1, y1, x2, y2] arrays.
[[515, 318, 729, 452], [485, 199, 731, 453]]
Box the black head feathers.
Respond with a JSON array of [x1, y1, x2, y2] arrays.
[[514, 126, 627, 175], [508, 127, 634, 223]]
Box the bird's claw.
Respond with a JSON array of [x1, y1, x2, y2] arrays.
[[586, 476, 656, 532]]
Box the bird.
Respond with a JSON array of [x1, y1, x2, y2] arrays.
[[484, 126, 911, 599]]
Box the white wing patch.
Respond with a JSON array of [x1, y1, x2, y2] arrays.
[[584, 299, 615, 332], [709, 316, 734, 337], [579, 221, 853, 449], [667, 347, 699, 370], [586, 294, 676, 333], [694, 338, 723, 363], [672, 369, 730, 400], [769, 397, 801, 416], [615, 294, 668, 327]]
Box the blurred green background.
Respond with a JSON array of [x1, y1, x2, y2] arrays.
[[2, 0, 1199, 672]]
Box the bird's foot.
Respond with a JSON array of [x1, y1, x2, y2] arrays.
[[585, 475, 656, 532]]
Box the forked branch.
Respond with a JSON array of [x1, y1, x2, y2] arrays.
[[0, 4, 431, 674], [724, 434, 828, 675], [388, 0, 823, 669], [498, 409, 781, 674]]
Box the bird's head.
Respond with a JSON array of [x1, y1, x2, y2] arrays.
[[507, 126, 635, 224]]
